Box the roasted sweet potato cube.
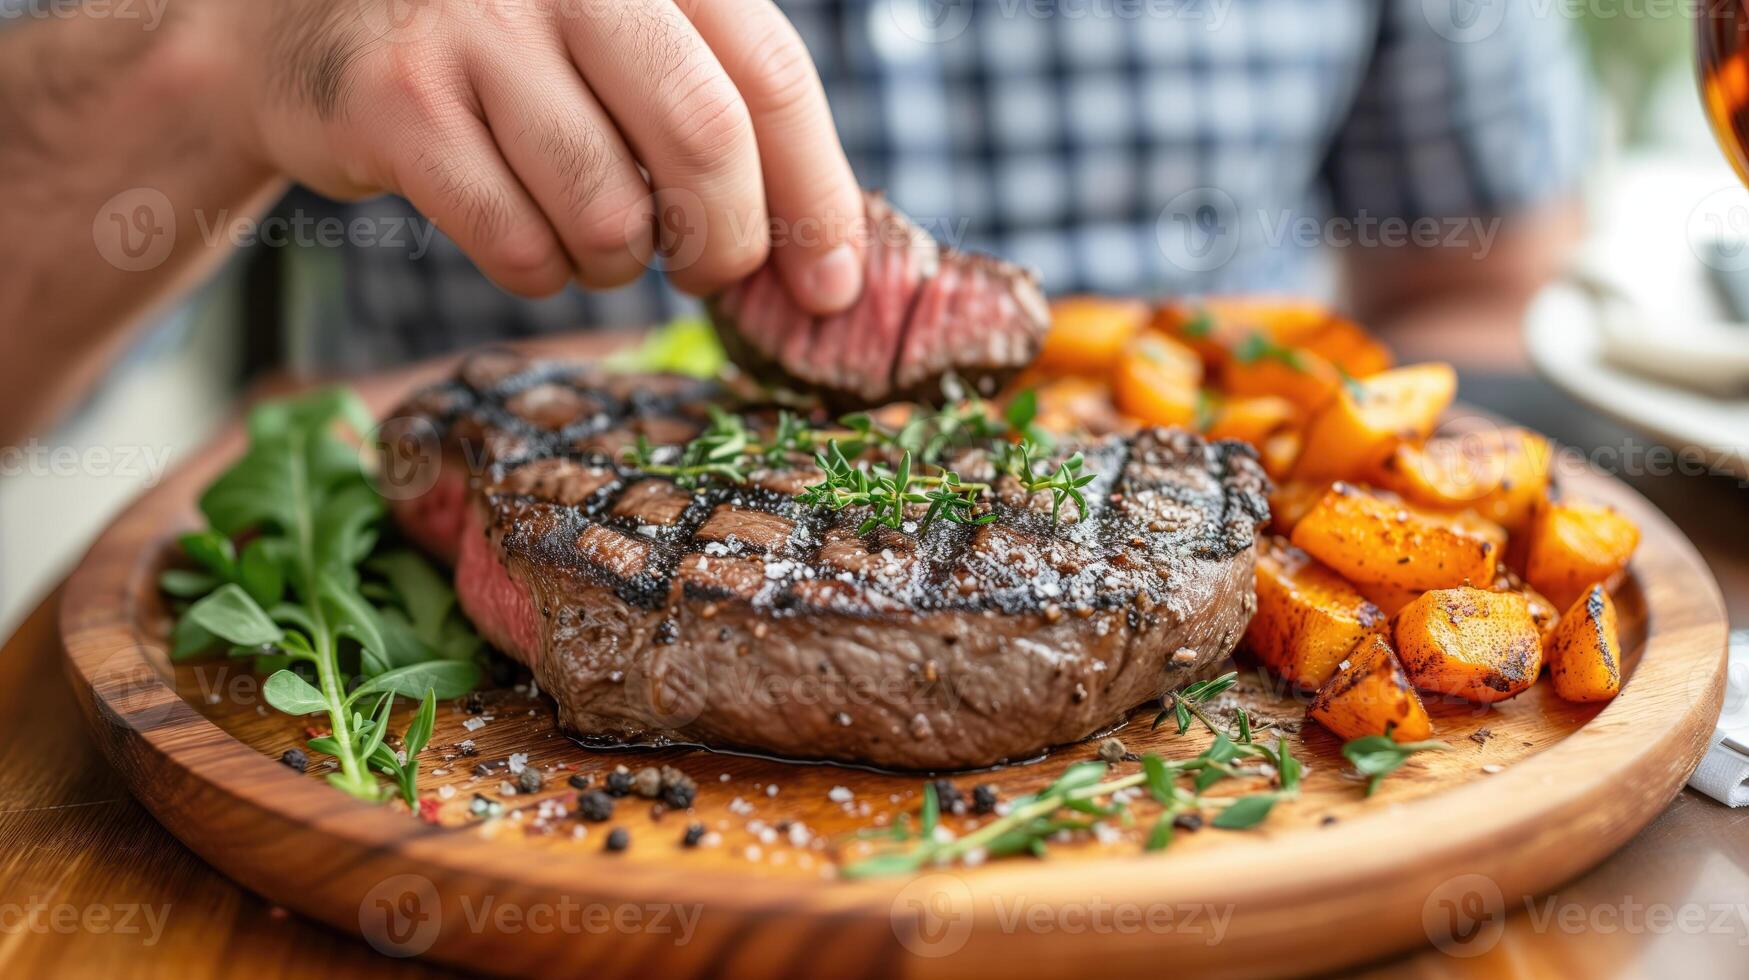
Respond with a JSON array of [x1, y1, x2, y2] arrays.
[[1309, 634, 1432, 741], [1029, 376, 1125, 435], [1154, 297, 1331, 371], [1299, 317, 1394, 379], [1375, 428, 1553, 533], [1267, 480, 1333, 537], [1039, 296, 1150, 374], [1544, 585, 1623, 703], [1290, 483, 1497, 591], [1494, 567, 1561, 637], [1292, 364, 1457, 482], [1243, 537, 1388, 690], [1259, 430, 1302, 482], [1205, 396, 1297, 445], [1395, 588, 1543, 704], [1222, 345, 1342, 415], [1524, 500, 1641, 610], [1112, 332, 1203, 428], [1357, 581, 1422, 618]]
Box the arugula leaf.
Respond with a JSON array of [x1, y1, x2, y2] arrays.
[[170, 615, 217, 662], [238, 538, 286, 608], [262, 670, 327, 715], [159, 569, 221, 598], [368, 550, 457, 648], [349, 660, 480, 703], [177, 531, 237, 578], [185, 585, 284, 647]]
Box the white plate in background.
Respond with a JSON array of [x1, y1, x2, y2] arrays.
[[1525, 279, 1749, 480]]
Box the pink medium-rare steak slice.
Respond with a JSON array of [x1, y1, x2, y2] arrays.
[[709, 191, 1048, 408], [451, 433, 1269, 770]]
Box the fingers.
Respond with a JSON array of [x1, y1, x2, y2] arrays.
[[466, 42, 656, 290], [685, 0, 864, 314], [361, 67, 572, 297], [557, 0, 768, 297]]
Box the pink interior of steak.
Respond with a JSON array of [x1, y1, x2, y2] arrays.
[[455, 503, 542, 665], [388, 465, 470, 565], [709, 191, 1047, 406]]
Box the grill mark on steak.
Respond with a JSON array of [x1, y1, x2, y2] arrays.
[[387, 351, 1271, 769]]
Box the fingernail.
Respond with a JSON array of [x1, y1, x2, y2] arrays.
[[802, 243, 862, 313]]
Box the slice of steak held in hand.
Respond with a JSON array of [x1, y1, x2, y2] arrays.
[[709, 191, 1050, 408]]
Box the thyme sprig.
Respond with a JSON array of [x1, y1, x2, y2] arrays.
[[995, 440, 1098, 523], [618, 385, 1091, 531], [1153, 671, 1241, 737], [795, 441, 994, 535], [841, 724, 1304, 878]]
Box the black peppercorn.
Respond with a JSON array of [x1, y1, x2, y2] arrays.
[[662, 781, 696, 809], [517, 767, 543, 794], [578, 790, 615, 822], [682, 822, 706, 848], [604, 827, 630, 852], [279, 748, 307, 772], [567, 773, 593, 790], [1173, 812, 1204, 832], [971, 784, 998, 815], [604, 768, 634, 797], [930, 778, 965, 815]]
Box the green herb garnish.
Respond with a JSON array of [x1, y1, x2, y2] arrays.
[[995, 440, 1098, 524], [1233, 332, 1304, 371], [1342, 735, 1449, 796], [1153, 671, 1240, 736], [841, 734, 1303, 877], [163, 389, 481, 805]]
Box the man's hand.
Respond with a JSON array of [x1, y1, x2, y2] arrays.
[[235, 0, 865, 310]]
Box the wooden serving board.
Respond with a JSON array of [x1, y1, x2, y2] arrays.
[[59, 339, 1729, 978]]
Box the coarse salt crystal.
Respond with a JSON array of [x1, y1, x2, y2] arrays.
[[828, 786, 853, 803], [508, 753, 528, 774], [463, 717, 487, 732]]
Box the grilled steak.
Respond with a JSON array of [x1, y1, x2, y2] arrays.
[[384, 352, 1269, 770], [709, 191, 1050, 409]]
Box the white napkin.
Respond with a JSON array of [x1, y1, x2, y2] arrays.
[[1688, 630, 1749, 806]]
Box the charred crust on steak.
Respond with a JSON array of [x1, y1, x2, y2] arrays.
[[388, 353, 1272, 770]]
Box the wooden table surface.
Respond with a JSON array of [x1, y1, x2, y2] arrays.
[[3, 357, 1746, 978]]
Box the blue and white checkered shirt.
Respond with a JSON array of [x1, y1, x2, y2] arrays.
[[304, 0, 1589, 371]]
